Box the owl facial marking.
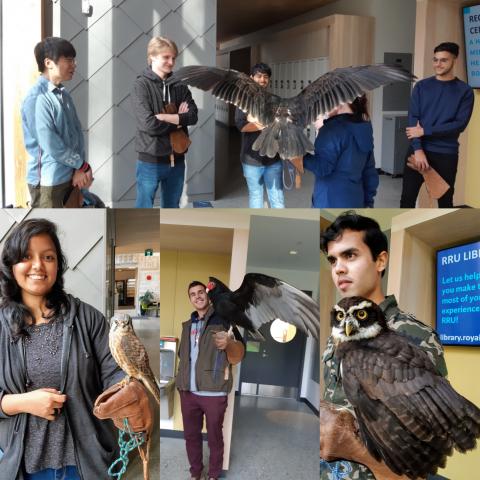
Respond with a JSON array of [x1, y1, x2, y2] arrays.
[[331, 299, 381, 343]]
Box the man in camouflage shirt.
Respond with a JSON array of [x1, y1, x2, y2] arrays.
[[320, 211, 448, 480]]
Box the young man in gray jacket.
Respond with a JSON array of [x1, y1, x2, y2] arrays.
[[131, 36, 198, 208]]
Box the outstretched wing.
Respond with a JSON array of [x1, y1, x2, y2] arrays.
[[339, 331, 480, 479], [168, 66, 280, 125], [230, 273, 319, 339], [298, 64, 415, 124]]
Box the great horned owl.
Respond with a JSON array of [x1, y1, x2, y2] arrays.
[[330, 296, 480, 479], [109, 313, 160, 404]]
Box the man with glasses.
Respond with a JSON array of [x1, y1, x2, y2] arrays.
[[400, 42, 474, 208], [21, 37, 92, 208]]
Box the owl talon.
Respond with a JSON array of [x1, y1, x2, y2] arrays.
[[119, 376, 131, 388]]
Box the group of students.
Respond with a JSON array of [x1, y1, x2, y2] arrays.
[[20, 37, 473, 209], [236, 41, 474, 209], [21, 35, 198, 208], [304, 41, 474, 209]]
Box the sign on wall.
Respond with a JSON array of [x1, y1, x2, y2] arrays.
[[463, 5, 480, 88]]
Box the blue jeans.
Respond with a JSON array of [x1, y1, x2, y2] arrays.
[[135, 159, 185, 208], [24, 466, 80, 479], [242, 162, 284, 208]]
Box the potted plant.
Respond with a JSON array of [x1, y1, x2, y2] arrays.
[[139, 290, 154, 316]]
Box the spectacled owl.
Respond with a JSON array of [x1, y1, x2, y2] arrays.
[[109, 313, 160, 404], [330, 296, 480, 479]]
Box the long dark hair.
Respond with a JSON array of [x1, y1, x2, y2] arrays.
[[0, 219, 70, 338], [349, 95, 370, 121]]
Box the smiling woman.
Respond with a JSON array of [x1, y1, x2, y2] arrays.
[[0, 218, 126, 480]]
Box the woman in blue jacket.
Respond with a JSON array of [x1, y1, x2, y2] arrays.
[[304, 96, 379, 208]]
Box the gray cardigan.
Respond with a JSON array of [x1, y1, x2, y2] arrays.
[[0, 295, 124, 479]]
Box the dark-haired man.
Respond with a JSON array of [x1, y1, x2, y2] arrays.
[[319, 211, 447, 480], [176, 281, 245, 480], [235, 63, 285, 208], [21, 37, 92, 208], [401, 42, 474, 208]]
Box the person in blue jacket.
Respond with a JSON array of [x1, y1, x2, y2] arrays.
[[303, 95, 378, 208]]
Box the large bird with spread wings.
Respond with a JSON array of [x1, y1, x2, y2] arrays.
[[168, 64, 414, 160], [331, 296, 480, 479], [206, 273, 319, 340]]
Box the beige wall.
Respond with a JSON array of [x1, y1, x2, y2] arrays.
[[388, 208, 480, 478]]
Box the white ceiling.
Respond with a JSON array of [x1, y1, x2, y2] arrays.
[[160, 211, 320, 271], [247, 215, 320, 271], [217, 0, 335, 42]]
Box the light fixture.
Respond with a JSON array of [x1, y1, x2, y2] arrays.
[[289, 250, 298, 255], [270, 318, 297, 343]]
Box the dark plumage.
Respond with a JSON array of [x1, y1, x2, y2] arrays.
[[206, 274, 319, 340], [167, 64, 415, 160], [331, 296, 480, 479]]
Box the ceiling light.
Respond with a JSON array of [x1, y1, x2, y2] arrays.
[[289, 250, 298, 255]]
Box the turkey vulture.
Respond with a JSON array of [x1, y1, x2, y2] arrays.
[[206, 273, 319, 340], [331, 296, 480, 479], [167, 64, 415, 160]]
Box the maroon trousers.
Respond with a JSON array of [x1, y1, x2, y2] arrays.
[[179, 391, 228, 479]]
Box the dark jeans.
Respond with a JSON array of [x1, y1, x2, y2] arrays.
[[400, 149, 458, 208], [180, 391, 228, 479]]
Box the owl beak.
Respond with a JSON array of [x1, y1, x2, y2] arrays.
[[345, 319, 355, 337]]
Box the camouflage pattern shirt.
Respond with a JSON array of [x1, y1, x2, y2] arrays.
[[320, 295, 448, 480]]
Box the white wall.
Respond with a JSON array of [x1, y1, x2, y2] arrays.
[[52, 0, 217, 206], [0, 209, 107, 313]]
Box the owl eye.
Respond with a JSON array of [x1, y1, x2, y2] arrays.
[[356, 309, 367, 320], [336, 311, 345, 321]]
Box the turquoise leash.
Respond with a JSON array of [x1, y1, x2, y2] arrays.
[[108, 418, 146, 479], [320, 459, 353, 480]]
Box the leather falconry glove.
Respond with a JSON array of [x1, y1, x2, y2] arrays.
[[163, 102, 191, 166], [320, 400, 411, 480], [93, 379, 153, 480]]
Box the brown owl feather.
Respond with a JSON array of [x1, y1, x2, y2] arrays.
[[109, 313, 160, 404], [331, 296, 480, 479]]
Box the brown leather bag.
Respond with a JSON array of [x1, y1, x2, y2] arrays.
[[406, 155, 450, 200], [93, 379, 153, 434], [63, 186, 83, 208], [164, 102, 191, 154]]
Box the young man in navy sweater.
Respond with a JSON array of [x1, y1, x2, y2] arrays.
[[400, 42, 474, 208]]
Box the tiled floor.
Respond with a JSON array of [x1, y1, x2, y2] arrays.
[[187, 125, 403, 209]]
